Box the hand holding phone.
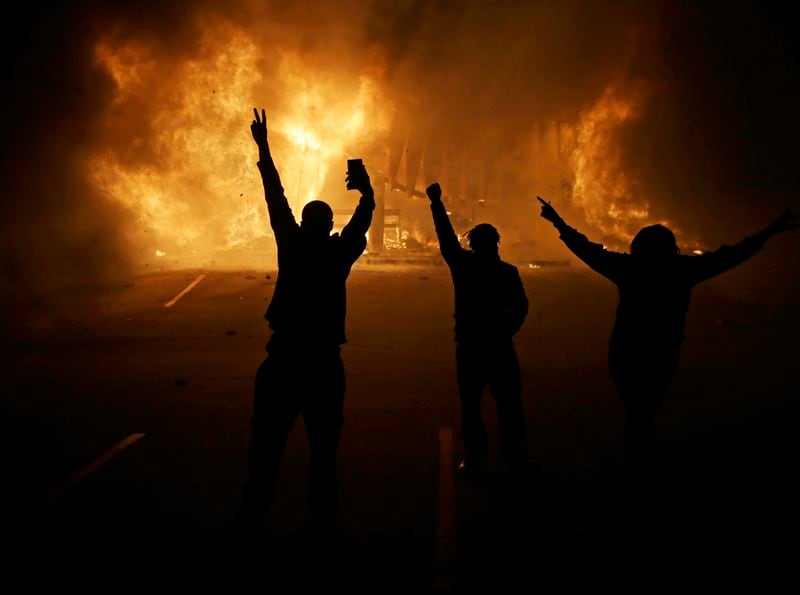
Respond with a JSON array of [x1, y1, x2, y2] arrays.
[[346, 158, 365, 190]]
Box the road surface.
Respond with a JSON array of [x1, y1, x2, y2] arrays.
[[2, 263, 798, 593]]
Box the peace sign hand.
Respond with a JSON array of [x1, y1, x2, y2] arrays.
[[250, 107, 268, 148]]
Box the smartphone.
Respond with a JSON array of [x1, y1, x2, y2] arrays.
[[347, 158, 363, 189]]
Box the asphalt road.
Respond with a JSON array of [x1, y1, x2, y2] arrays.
[[1, 263, 798, 593]]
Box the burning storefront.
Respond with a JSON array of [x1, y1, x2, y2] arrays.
[[3, 1, 797, 306]]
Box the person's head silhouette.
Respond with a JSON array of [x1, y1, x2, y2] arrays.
[[630, 224, 679, 259], [466, 223, 500, 258], [301, 200, 334, 238]]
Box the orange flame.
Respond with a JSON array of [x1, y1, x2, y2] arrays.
[[570, 85, 652, 247], [90, 19, 390, 268], [569, 84, 702, 251]]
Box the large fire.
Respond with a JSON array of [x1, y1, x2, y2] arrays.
[[570, 85, 651, 245], [568, 85, 700, 251], [87, 15, 694, 269], [90, 20, 390, 269]]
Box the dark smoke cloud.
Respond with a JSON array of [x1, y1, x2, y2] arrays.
[[0, 1, 238, 333], [1, 3, 132, 334], [621, 1, 800, 242], [2, 0, 798, 333]]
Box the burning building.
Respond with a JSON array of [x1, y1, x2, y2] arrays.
[[2, 0, 798, 316]]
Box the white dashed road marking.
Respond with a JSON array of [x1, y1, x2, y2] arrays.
[[164, 273, 207, 308], [46, 433, 146, 501]]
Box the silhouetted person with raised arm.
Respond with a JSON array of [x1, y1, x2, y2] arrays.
[[238, 108, 374, 567], [426, 183, 530, 478], [538, 197, 797, 504]]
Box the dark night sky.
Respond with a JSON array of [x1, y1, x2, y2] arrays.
[[1, 1, 798, 323]]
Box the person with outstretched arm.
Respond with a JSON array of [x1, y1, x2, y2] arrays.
[[238, 108, 374, 569], [427, 182, 530, 479], [538, 196, 796, 503]]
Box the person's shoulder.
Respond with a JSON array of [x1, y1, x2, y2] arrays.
[[499, 259, 520, 274], [331, 231, 366, 256], [672, 253, 701, 270], [328, 232, 348, 249]]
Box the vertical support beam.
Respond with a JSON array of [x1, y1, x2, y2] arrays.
[[368, 174, 386, 255]]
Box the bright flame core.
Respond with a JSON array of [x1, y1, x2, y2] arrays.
[[90, 20, 389, 268], [566, 84, 702, 252], [88, 16, 698, 268], [570, 85, 652, 245]]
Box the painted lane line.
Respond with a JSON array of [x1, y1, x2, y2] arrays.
[[436, 427, 456, 588], [45, 433, 146, 501], [164, 273, 207, 308]]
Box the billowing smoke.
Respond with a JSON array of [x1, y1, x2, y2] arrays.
[[1, 3, 133, 333], [2, 0, 798, 330]]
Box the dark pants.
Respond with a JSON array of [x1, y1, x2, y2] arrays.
[[456, 341, 527, 462], [610, 343, 679, 501], [240, 346, 345, 541]]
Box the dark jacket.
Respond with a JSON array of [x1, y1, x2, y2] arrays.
[[257, 155, 374, 348], [555, 222, 766, 369], [430, 199, 528, 344]]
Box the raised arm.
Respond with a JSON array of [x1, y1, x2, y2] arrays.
[[427, 183, 466, 265], [339, 162, 375, 261], [538, 196, 626, 282], [250, 107, 297, 239], [688, 209, 797, 284]]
